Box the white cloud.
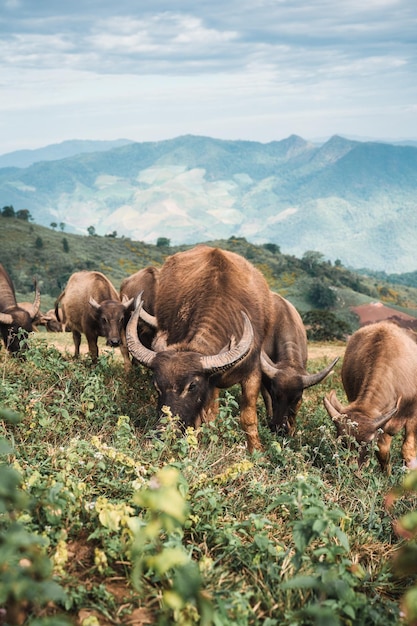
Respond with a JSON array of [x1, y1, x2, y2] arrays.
[[0, 0, 416, 152]]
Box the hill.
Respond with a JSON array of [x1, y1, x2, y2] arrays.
[[0, 134, 416, 273], [1, 216, 417, 332]]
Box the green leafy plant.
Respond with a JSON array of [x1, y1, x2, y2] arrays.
[[0, 407, 70, 625]]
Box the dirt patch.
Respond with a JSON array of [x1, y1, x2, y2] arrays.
[[351, 302, 417, 328]]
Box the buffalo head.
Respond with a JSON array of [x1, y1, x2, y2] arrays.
[[0, 268, 41, 353], [261, 353, 339, 434], [323, 390, 400, 465], [126, 296, 254, 428], [89, 294, 133, 348]]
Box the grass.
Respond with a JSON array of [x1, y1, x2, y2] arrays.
[[1, 333, 417, 626]]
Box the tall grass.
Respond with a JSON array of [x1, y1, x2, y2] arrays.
[[1, 335, 416, 625]]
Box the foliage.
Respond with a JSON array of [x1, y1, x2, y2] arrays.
[[302, 310, 352, 341], [307, 280, 337, 309], [0, 407, 70, 625], [156, 237, 171, 247], [388, 468, 417, 625]]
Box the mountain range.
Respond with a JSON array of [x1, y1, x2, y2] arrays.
[[0, 134, 416, 273]]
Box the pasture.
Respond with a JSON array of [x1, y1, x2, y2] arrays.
[[1, 332, 416, 626]]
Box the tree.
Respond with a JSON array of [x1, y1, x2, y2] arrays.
[[263, 243, 280, 254], [307, 279, 337, 309], [2, 205, 15, 218], [87, 225, 96, 237], [156, 237, 170, 247], [16, 209, 32, 222], [302, 250, 325, 271], [59, 222, 66, 232], [50, 222, 57, 230], [35, 236, 43, 249], [62, 238, 69, 253], [302, 310, 351, 341]]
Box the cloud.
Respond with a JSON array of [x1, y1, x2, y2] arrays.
[[0, 0, 416, 152]]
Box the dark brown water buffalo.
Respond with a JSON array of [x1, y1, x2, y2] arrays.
[[323, 321, 417, 473], [120, 266, 159, 348], [126, 245, 274, 452], [0, 263, 41, 353], [55, 270, 133, 371], [261, 292, 338, 434]]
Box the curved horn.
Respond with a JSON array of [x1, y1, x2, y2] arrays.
[[300, 357, 339, 389], [260, 350, 279, 379], [89, 296, 101, 310], [139, 307, 157, 328], [323, 393, 345, 421], [0, 311, 13, 325], [126, 296, 157, 368], [200, 311, 254, 374], [28, 278, 41, 320]]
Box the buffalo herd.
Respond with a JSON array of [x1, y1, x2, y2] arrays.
[[1, 246, 417, 472]]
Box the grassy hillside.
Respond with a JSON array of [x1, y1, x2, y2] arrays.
[[1, 215, 417, 327], [2, 216, 417, 624]]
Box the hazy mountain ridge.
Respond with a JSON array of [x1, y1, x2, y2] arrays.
[[0, 134, 416, 273]]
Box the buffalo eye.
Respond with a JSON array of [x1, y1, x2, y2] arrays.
[[187, 380, 198, 393]]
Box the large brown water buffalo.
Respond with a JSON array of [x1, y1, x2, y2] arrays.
[[323, 321, 417, 473], [261, 292, 338, 434], [55, 271, 133, 371], [126, 245, 274, 452], [120, 266, 159, 349], [0, 264, 41, 353]]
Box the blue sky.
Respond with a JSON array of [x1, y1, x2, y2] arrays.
[[1, 0, 416, 153]]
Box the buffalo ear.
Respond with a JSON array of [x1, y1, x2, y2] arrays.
[[0, 312, 13, 325], [121, 295, 134, 310]]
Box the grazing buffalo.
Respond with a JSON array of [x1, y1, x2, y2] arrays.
[[261, 292, 338, 434], [0, 264, 41, 353], [55, 271, 133, 371], [120, 266, 159, 348], [323, 321, 417, 473], [126, 245, 274, 452]]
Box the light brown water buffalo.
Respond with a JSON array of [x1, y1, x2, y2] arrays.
[[261, 292, 338, 434], [324, 321, 417, 473], [0, 264, 40, 353], [126, 245, 274, 452], [55, 270, 133, 371]]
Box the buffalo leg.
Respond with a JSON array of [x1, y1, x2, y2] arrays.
[[240, 372, 263, 453], [402, 423, 417, 468], [72, 330, 82, 358], [86, 333, 99, 364], [376, 432, 392, 474]]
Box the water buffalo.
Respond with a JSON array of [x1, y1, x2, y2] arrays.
[[261, 292, 338, 434], [323, 321, 417, 473], [120, 266, 159, 349], [55, 271, 133, 371], [0, 263, 41, 353], [126, 245, 274, 452]]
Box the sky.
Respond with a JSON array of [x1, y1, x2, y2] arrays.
[[1, 0, 417, 154]]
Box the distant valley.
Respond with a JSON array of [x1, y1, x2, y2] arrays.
[[0, 134, 416, 273]]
